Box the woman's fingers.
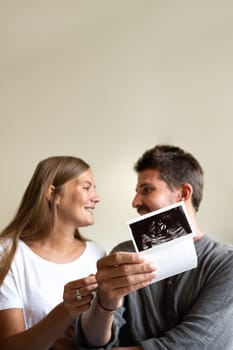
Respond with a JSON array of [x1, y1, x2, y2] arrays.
[[63, 275, 98, 317], [64, 275, 97, 299]]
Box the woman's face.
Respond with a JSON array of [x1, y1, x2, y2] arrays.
[[54, 168, 100, 228]]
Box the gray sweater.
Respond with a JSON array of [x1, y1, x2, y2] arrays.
[[76, 235, 233, 349]]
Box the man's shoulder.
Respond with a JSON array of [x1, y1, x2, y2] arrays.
[[197, 235, 233, 254], [196, 235, 233, 272], [110, 240, 136, 253]]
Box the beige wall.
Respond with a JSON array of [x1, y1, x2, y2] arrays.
[[1, 0, 233, 252]]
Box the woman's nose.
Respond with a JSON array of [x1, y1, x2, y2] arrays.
[[92, 190, 100, 203]]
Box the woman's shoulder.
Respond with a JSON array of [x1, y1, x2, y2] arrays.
[[85, 240, 106, 256], [0, 238, 24, 258]]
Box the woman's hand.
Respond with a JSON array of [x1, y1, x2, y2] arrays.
[[63, 274, 98, 318]]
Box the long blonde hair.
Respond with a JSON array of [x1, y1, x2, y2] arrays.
[[0, 156, 90, 285]]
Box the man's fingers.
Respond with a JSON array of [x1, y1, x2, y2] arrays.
[[98, 269, 157, 289], [96, 260, 156, 282], [97, 252, 145, 268]]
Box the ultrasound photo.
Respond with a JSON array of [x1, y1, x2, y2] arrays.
[[128, 203, 193, 252]]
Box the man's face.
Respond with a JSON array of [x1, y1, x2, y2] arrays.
[[132, 169, 181, 215]]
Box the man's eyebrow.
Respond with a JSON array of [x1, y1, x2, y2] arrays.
[[136, 182, 153, 191], [139, 182, 152, 187]]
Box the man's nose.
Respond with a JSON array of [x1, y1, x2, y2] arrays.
[[132, 193, 141, 208]]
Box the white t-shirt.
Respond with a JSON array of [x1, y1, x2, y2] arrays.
[[0, 240, 105, 329]]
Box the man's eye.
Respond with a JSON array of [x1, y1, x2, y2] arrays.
[[83, 186, 90, 190], [141, 187, 154, 195]]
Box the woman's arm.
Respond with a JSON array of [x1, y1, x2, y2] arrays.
[[0, 275, 97, 350], [0, 303, 72, 350]]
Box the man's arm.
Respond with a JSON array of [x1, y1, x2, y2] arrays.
[[77, 252, 157, 348]]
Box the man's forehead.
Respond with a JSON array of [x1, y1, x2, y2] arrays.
[[137, 169, 161, 182], [135, 170, 161, 190]]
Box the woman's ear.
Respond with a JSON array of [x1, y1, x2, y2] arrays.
[[179, 183, 192, 201], [46, 185, 55, 202]]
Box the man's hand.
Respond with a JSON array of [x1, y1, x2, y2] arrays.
[[96, 252, 157, 310]]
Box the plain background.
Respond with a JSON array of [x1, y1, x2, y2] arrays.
[[1, 0, 232, 252]]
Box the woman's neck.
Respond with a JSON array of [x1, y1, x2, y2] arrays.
[[25, 232, 86, 263]]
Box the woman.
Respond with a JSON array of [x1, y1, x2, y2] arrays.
[[0, 156, 105, 349]]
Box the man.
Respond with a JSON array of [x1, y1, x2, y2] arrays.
[[75, 145, 233, 349]]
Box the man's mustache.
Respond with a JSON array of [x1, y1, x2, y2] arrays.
[[137, 206, 150, 215]]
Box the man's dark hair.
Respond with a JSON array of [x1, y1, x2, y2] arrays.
[[134, 145, 204, 211]]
